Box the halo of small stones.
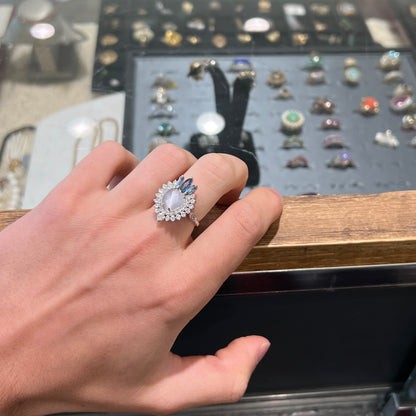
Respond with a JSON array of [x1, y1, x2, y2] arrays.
[[154, 180, 196, 222], [281, 109, 305, 131]]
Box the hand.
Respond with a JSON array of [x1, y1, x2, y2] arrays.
[[0, 143, 282, 415]]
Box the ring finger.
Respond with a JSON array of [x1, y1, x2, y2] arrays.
[[154, 152, 249, 239]]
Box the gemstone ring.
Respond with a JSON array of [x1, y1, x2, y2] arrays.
[[281, 109, 305, 132], [359, 97, 379, 116], [344, 66, 361, 85], [390, 94, 414, 113], [154, 176, 199, 226]]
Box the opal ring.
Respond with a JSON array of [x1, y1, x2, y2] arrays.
[[154, 176, 199, 226]]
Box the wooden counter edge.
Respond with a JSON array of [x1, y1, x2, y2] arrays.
[[1, 190, 416, 271]]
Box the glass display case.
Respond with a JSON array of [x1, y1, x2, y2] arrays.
[[0, 1, 415, 415], [0, 0, 415, 203]]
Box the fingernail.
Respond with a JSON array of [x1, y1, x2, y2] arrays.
[[256, 340, 271, 364]]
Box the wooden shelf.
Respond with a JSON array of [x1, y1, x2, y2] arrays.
[[1, 190, 416, 272]]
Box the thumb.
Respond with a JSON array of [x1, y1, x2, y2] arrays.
[[148, 336, 270, 414]]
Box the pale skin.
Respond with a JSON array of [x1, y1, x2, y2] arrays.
[[0, 142, 282, 416]]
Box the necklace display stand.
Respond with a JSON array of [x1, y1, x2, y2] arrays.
[[188, 59, 260, 186]]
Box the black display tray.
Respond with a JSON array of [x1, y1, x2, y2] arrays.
[[123, 51, 416, 196], [93, 0, 381, 92]]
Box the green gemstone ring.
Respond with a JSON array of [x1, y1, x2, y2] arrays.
[[281, 109, 305, 132]]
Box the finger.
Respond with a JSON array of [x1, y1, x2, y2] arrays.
[[185, 153, 248, 221], [184, 187, 282, 304], [112, 143, 197, 209], [64, 141, 139, 193], [140, 336, 271, 415], [156, 152, 248, 237]]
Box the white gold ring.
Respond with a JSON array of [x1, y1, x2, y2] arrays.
[[154, 176, 198, 226]]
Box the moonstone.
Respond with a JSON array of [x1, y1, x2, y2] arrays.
[[162, 189, 184, 211]]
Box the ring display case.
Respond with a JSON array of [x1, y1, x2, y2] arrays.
[[123, 52, 416, 195]]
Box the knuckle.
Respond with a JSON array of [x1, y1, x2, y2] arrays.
[[227, 377, 248, 403], [153, 143, 189, 168], [231, 200, 263, 243], [41, 183, 81, 221], [94, 141, 139, 170], [96, 140, 125, 157], [207, 355, 248, 404], [153, 142, 178, 155], [90, 141, 135, 170], [199, 153, 237, 185]]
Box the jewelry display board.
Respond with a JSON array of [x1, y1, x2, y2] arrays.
[[123, 52, 416, 196], [92, 0, 380, 92]]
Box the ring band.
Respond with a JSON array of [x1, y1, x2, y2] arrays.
[[189, 213, 199, 227], [154, 176, 198, 225]]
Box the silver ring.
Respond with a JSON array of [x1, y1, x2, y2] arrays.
[[154, 176, 198, 225], [189, 213, 199, 227]]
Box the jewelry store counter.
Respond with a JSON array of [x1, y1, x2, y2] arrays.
[[1, 189, 415, 271]]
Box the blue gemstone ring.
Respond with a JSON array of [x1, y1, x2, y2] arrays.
[[154, 176, 199, 226], [229, 58, 253, 72]]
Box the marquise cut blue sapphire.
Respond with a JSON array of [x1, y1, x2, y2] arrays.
[[177, 177, 197, 195], [176, 175, 184, 188], [180, 178, 193, 191]]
